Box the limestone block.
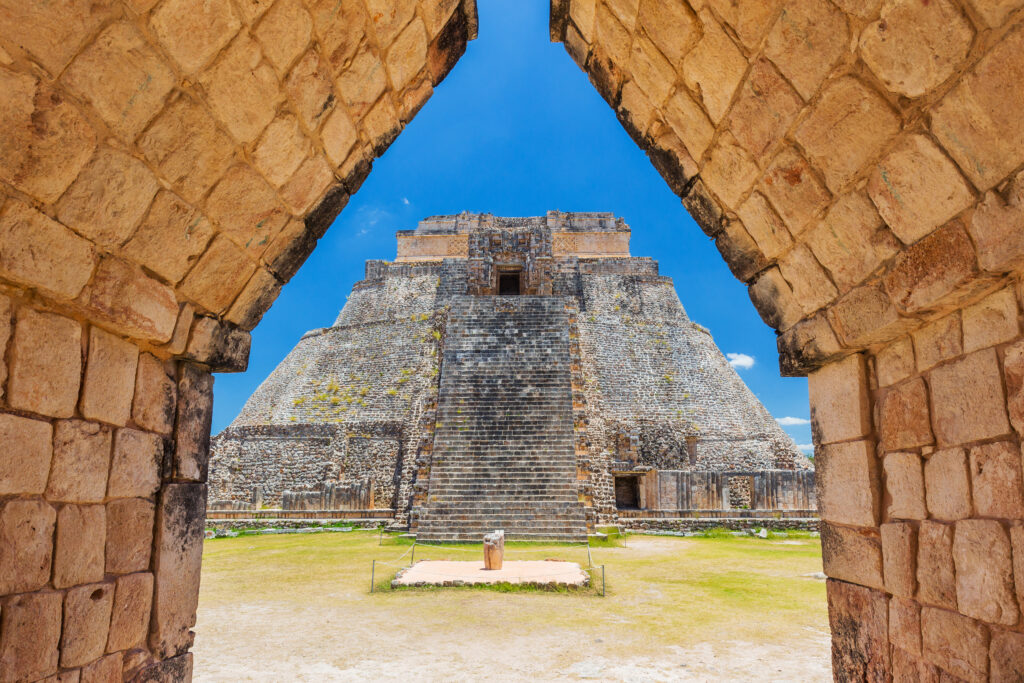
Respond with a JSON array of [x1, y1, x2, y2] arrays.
[[703, 0, 780, 50], [795, 77, 901, 194], [40, 668, 80, 682], [184, 317, 251, 373], [337, 43, 387, 120], [663, 88, 713, 161], [179, 235, 257, 315], [398, 77, 432, 124], [969, 441, 1024, 519], [924, 448, 973, 521], [917, 521, 958, 610], [635, 0, 699, 66], [921, 606, 989, 682], [364, 0, 415, 46], [280, 155, 335, 214], [825, 579, 890, 680], [204, 164, 289, 260], [386, 18, 427, 91], [778, 244, 837, 316], [105, 498, 156, 575], [831, 0, 882, 20], [962, 288, 1019, 354], [107, 572, 154, 652], [929, 349, 1010, 447], [0, 0, 114, 75], [151, 483, 207, 659], [77, 257, 179, 344], [61, 582, 114, 668], [603, 0, 638, 31], [883, 220, 980, 314], [322, 107, 359, 167], [1013, 526, 1024, 622], [263, 218, 323, 283], [137, 96, 235, 204], [968, 172, 1024, 274], [912, 315, 962, 373], [1004, 340, 1024, 437], [627, 36, 673, 106], [868, 135, 975, 245], [954, 519, 1018, 625], [681, 13, 746, 123], [0, 414, 53, 496], [199, 35, 279, 144], [702, 131, 759, 209], [253, 115, 309, 187], [932, 25, 1024, 191], [57, 147, 159, 249], [254, 0, 312, 73], [726, 59, 803, 163], [820, 523, 885, 590], [759, 147, 832, 238], [827, 282, 911, 348], [133, 653, 193, 683], [150, 0, 241, 74], [883, 452, 926, 521], [805, 191, 898, 294], [421, 0, 460, 38], [0, 294, 7, 399], [0, 200, 96, 301], [0, 68, 96, 203], [736, 192, 792, 261], [875, 337, 915, 388], [123, 192, 214, 286], [881, 522, 917, 598], [8, 309, 82, 418], [80, 653, 122, 683], [860, 0, 973, 98], [748, 266, 802, 332], [361, 96, 401, 155], [776, 313, 842, 376], [47, 420, 113, 503], [808, 354, 871, 446], [286, 50, 337, 131], [682, 179, 725, 237], [0, 499, 56, 594], [762, 0, 849, 100], [235, 0, 273, 24], [990, 630, 1024, 682], [133, 354, 177, 436], [108, 429, 163, 499], [307, 0, 366, 71], [80, 328, 139, 427], [54, 504, 106, 588], [62, 22, 176, 142], [226, 268, 283, 331], [891, 648, 938, 682], [889, 596, 922, 656], [173, 364, 215, 481], [714, 220, 767, 285], [166, 305, 194, 357], [570, 0, 596, 41], [0, 590, 62, 682], [817, 440, 879, 527]]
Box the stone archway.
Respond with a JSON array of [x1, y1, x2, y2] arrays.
[[550, 0, 1024, 678], [0, 0, 1023, 679]]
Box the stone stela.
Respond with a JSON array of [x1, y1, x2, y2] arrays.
[[209, 212, 813, 542]]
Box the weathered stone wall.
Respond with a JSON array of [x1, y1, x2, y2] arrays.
[[551, 1, 1024, 677], [0, 0, 475, 679]]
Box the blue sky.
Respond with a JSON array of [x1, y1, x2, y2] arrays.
[[211, 1, 813, 450]]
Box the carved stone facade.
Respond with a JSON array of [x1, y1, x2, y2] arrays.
[[210, 212, 812, 536]]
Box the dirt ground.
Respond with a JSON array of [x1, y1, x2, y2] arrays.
[[192, 531, 831, 682]]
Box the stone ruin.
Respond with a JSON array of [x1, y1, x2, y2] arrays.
[[209, 212, 813, 540]]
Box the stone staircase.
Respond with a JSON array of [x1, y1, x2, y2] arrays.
[[415, 295, 588, 542]]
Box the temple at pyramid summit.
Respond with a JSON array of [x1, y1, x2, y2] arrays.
[[209, 212, 814, 541]]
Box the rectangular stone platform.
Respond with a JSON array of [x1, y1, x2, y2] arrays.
[[391, 560, 590, 588]]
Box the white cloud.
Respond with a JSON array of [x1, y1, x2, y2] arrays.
[[726, 352, 755, 370], [402, 197, 410, 205], [776, 416, 811, 426], [796, 443, 814, 453]]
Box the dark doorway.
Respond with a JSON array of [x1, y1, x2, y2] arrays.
[[614, 475, 639, 509], [498, 271, 521, 295]]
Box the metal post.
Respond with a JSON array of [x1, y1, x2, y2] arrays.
[[602, 565, 606, 597], [587, 542, 592, 568], [410, 542, 415, 566], [370, 559, 376, 594], [378, 526, 383, 546]]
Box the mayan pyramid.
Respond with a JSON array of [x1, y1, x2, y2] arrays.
[[209, 212, 812, 541]]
